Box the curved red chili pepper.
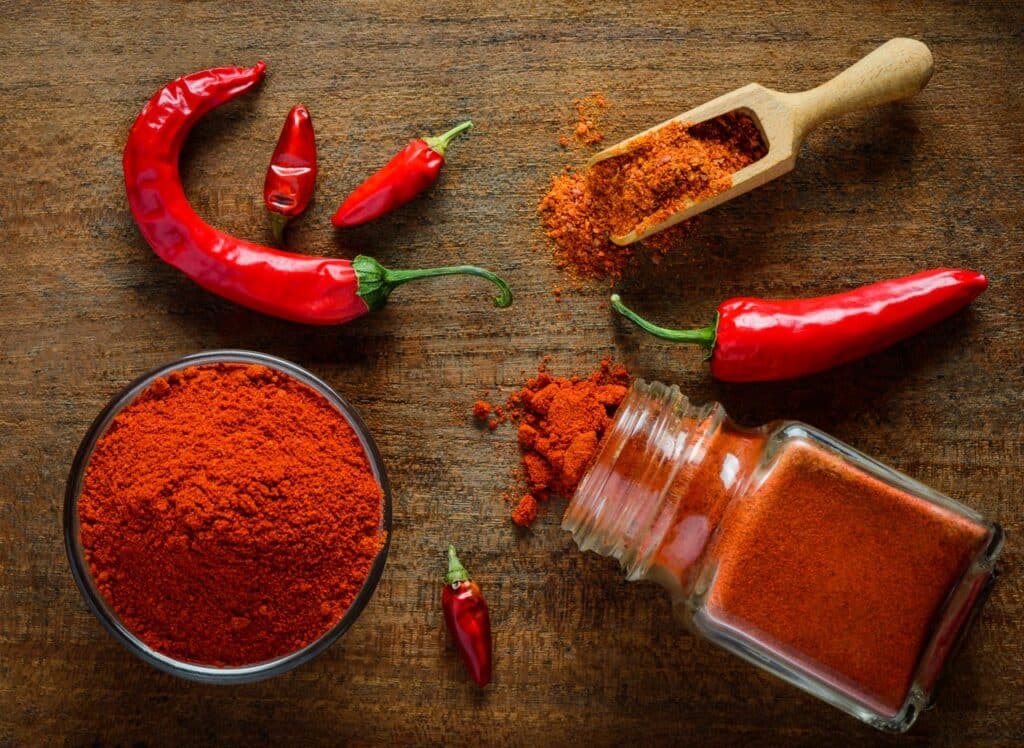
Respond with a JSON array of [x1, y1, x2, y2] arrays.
[[611, 268, 987, 382], [123, 65, 510, 325], [331, 121, 473, 227], [264, 104, 317, 243], [442, 545, 492, 687]]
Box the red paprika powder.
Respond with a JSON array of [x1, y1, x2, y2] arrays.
[[539, 112, 766, 279], [563, 93, 610, 147], [565, 380, 1002, 732], [77, 362, 386, 666], [705, 441, 988, 714], [474, 360, 630, 527]]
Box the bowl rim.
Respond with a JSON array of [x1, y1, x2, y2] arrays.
[[63, 349, 393, 684]]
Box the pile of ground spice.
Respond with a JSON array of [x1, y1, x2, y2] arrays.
[[539, 111, 766, 279], [78, 363, 386, 666], [560, 93, 610, 148], [474, 360, 631, 526]]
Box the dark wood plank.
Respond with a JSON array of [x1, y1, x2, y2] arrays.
[[1, 1, 1021, 744]]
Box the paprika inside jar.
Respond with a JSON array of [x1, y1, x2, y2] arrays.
[[563, 380, 1002, 732]]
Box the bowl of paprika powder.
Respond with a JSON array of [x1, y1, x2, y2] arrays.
[[64, 350, 392, 682]]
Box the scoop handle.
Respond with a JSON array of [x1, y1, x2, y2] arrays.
[[782, 38, 933, 140]]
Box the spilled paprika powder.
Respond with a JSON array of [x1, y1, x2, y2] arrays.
[[77, 362, 386, 666], [475, 360, 631, 527], [562, 93, 610, 147]]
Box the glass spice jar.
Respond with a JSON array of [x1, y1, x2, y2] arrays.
[[563, 379, 1002, 732]]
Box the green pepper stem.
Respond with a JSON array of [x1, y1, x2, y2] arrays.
[[353, 255, 513, 311], [610, 294, 717, 348], [445, 544, 470, 585], [268, 212, 289, 244], [423, 120, 474, 157]]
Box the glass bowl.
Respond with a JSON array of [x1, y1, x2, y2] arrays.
[[63, 350, 392, 683]]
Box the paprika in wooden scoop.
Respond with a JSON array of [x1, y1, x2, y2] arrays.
[[590, 38, 934, 245]]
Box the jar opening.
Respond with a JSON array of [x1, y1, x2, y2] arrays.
[[563, 379, 719, 580]]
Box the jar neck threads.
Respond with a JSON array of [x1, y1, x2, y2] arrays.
[[563, 379, 722, 582]]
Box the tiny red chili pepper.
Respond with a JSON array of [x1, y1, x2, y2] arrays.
[[611, 268, 987, 382], [123, 64, 512, 324], [331, 121, 473, 227], [264, 104, 317, 243], [442, 544, 492, 687]]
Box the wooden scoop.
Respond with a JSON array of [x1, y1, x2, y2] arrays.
[[589, 38, 934, 246]]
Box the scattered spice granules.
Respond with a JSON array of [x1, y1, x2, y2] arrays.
[[473, 359, 631, 526], [472, 400, 506, 430], [563, 93, 610, 147], [472, 400, 492, 421], [539, 111, 767, 279]]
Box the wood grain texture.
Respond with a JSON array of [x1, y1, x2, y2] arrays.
[[1, 1, 1021, 745]]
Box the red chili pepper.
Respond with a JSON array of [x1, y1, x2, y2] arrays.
[[264, 104, 316, 243], [123, 65, 511, 325], [611, 268, 987, 382], [331, 121, 473, 227], [442, 545, 492, 687]]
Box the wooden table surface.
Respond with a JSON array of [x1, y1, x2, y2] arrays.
[[2, 2, 1022, 745]]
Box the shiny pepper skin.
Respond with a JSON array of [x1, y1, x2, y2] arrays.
[[122, 65, 510, 325], [264, 104, 317, 242], [611, 268, 988, 382], [442, 545, 492, 687], [332, 121, 473, 227]]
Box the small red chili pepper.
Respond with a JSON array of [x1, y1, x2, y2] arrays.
[[264, 104, 317, 243], [331, 121, 473, 227], [442, 544, 492, 687], [611, 268, 987, 382], [123, 65, 511, 324]]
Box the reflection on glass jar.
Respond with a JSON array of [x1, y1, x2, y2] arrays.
[[564, 380, 1002, 732]]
